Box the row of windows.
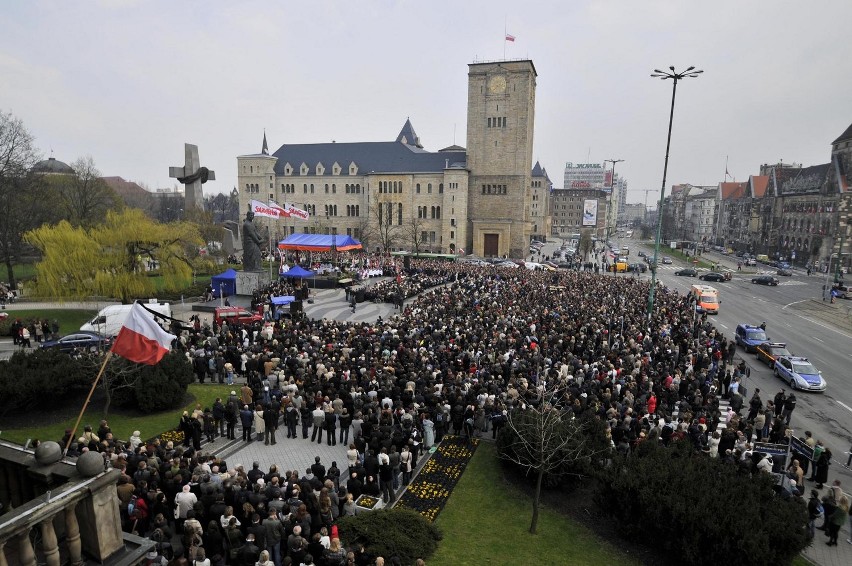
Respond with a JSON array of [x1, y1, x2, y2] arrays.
[[419, 231, 438, 244], [380, 181, 402, 194], [323, 205, 338, 217], [487, 117, 507, 128], [482, 184, 507, 195], [345, 228, 362, 238], [416, 206, 442, 219], [378, 202, 404, 226], [415, 183, 444, 194], [246, 184, 260, 193], [346, 205, 361, 217]]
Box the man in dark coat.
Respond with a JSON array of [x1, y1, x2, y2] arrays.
[[240, 405, 254, 442], [263, 405, 278, 445]]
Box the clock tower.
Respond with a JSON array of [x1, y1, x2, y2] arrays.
[[466, 60, 537, 258]]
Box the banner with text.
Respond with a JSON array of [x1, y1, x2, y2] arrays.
[[250, 199, 281, 219], [268, 200, 310, 221]]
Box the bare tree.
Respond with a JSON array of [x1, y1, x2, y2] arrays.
[[402, 210, 428, 255], [0, 111, 46, 287], [578, 229, 594, 260], [499, 381, 602, 534], [372, 196, 400, 252], [60, 156, 121, 227]]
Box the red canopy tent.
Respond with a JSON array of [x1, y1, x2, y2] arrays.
[[277, 234, 363, 252]]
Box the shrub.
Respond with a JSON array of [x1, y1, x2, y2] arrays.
[[337, 508, 442, 564], [594, 441, 809, 566], [0, 349, 90, 416], [127, 351, 194, 413]]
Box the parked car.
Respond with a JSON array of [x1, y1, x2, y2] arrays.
[[777, 267, 793, 276], [41, 331, 112, 353], [699, 271, 731, 282], [735, 323, 770, 353], [214, 306, 263, 326], [751, 275, 779, 286], [774, 356, 826, 392], [674, 268, 698, 277], [754, 342, 792, 368]]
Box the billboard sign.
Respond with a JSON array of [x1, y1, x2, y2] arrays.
[[582, 199, 597, 226]]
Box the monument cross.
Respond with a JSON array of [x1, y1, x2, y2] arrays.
[[169, 143, 215, 210]]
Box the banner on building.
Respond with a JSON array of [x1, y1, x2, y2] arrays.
[[582, 199, 597, 226]]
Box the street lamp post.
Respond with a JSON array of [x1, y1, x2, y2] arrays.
[[647, 66, 703, 319]]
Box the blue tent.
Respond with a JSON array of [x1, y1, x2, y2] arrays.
[[211, 268, 237, 298], [281, 265, 315, 278], [271, 295, 296, 305]]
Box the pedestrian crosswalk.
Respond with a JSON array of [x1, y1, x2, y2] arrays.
[[671, 396, 732, 436]]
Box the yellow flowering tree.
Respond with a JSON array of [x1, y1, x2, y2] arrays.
[[26, 208, 203, 303]]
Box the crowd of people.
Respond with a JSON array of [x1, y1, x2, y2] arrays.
[[88, 257, 852, 565]]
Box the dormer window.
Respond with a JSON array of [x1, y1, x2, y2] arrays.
[[300, 163, 309, 175], [316, 162, 325, 175], [332, 162, 341, 175], [284, 163, 292, 176], [349, 162, 358, 175]]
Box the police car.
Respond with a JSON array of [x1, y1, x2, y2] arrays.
[[735, 323, 769, 353], [773, 356, 826, 392]]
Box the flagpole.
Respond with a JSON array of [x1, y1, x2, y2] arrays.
[[64, 350, 114, 456], [503, 23, 507, 59]]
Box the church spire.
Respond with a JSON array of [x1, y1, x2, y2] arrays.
[[261, 130, 269, 155]]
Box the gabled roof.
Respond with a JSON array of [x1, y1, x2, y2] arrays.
[[832, 121, 852, 145], [102, 176, 149, 198], [396, 118, 422, 148], [775, 163, 830, 195], [719, 182, 746, 200], [750, 175, 769, 198]]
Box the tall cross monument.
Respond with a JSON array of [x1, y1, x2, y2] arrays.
[[169, 143, 215, 210]]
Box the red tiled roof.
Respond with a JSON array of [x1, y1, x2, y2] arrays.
[[751, 175, 769, 198], [720, 182, 746, 199]]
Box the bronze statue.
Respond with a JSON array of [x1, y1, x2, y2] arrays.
[[242, 209, 265, 271]]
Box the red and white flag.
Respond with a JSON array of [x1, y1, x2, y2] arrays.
[[505, 34, 515, 42], [111, 303, 176, 365]]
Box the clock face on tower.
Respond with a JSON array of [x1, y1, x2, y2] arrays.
[[488, 75, 507, 93]]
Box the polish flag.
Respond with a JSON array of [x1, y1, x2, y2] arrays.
[[505, 34, 515, 42], [111, 303, 177, 365]]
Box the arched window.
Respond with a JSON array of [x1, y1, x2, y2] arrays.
[[398, 203, 402, 225]]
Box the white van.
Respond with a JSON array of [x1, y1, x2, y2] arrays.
[[80, 301, 172, 337]]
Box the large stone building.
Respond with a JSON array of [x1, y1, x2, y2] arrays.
[[549, 187, 609, 238], [562, 162, 623, 236], [238, 60, 549, 258]]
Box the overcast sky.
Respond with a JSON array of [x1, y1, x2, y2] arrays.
[[2, 0, 851, 206]]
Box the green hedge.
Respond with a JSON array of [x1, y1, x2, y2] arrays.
[[0, 349, 193, 416], [0, 349, 90, 417], [594, 441, 809, 566], [337, 508, 442, 564]]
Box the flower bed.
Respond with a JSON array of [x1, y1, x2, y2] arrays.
[[355, 494, 381, 511], [395, 435, 479, 522]]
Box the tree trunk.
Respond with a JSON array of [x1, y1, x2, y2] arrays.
[[530, 467, 543, 534], [5, 257, 15, 291]]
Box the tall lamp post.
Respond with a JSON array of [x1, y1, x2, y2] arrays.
[[604, 158, 624, 243], [647, 66, 703, 318]]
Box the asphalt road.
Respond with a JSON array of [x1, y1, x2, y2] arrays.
[[591, 237, 852, 483]]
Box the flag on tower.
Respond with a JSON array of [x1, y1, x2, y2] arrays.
[[505, 34, 515, 42], [111, 303, 176, 365]]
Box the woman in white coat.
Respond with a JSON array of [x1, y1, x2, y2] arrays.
[[253, 404, 266, 442]]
